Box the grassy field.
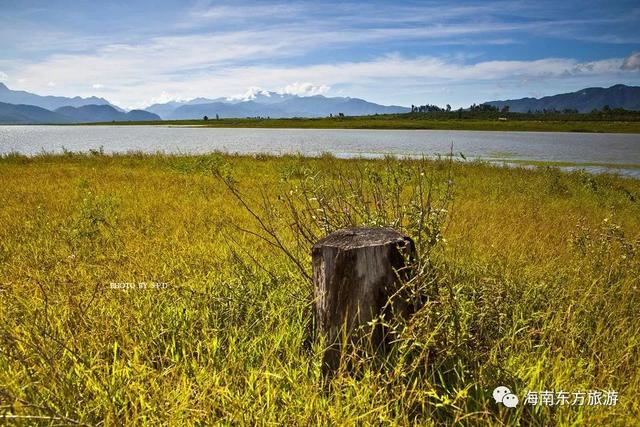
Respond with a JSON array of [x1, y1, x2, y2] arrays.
[[1, 152, 639, 425], [93, 115, 640, 133]]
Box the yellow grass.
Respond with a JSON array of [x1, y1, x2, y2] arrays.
[[1, 152, 639, 425]]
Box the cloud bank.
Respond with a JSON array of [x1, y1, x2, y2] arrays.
[[1, 1, 639, 108], [281, 83, 330, 97], [621, 52, 640, 70]]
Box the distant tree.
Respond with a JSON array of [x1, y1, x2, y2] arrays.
[[603, 104, 611, 113], [446, 104, 451, 112], [414, 104, 443, 113], [501, 105, 510, 114], [338, 112, 345, 117], [203, 115, 209, 120], [216, 114, 219, 120]]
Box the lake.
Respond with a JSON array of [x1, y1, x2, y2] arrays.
[[1, 125, 639, 177]]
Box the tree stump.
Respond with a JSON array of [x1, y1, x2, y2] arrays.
[[312, 227, 415, 373]]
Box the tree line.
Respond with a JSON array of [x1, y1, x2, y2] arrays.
[[408, 103, 640, 119]]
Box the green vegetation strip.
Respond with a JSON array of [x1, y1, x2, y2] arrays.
[[85, 112, 640, 133]]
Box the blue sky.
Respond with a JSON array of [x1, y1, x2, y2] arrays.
[[1, 0, 639, 109]]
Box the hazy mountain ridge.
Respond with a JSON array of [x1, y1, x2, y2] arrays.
[[151, 92, 410, 119], [485, 84, 640, 113], [0, 102, 160, 124], [0, 101, 72, 124], [169, 101, 282, 120], [54, 105, 160, 123], [0, 82, 119, 111], [1, 83, 638, 124]]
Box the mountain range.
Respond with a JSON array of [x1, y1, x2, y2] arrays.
[[146, 90, 410, 119], [0, 82, 118, 110], [0, 102, 160, 124], [0, 83, 160, 123], [485, 84, 640, 113], [0, 84, 409, 123], [0, 83, 638, 124]]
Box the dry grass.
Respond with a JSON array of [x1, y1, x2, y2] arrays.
[[0, 152, 639, 425]]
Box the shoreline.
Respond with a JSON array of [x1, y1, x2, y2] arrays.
[[2, 150, 639, 179], [4, 115, 638, 133]]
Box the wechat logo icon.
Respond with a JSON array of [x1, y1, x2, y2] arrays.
[[493, 386, 519, 408]]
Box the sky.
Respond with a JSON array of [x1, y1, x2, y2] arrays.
[[1, 0, 639, 109]]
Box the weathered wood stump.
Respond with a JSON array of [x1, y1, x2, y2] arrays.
[[312, 227, 415, 372]]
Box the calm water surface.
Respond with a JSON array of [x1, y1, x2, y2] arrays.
[[1, 125, 639, 177]]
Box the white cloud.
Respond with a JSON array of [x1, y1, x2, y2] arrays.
[[217, 56, 626, 88], [11, 30, 302, 94], [5, 0, 638, 109], [3, 9, 638, 110], [12, 52, 635, 109], [621, 52, 640, 70], [47, 81, 55, 87], [191, 4, 304, 22], [227, 83, 330, 100], [0, 71, 7, 81], [228, 86, 271, 101], [280, 82, 330, 96], [128, 55, 635, 108], [141, 91, 184, 107]]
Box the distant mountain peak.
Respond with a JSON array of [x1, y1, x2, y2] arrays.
[[52, 104, 160, 123], [484, 84, 640, 113], [0, 83, 120, 111], [229, 87, 275, 101], [151, 92, 410, 120], [225, 89, 297, 105]]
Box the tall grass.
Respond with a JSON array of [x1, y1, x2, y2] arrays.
[[0, 152, 639, 425]]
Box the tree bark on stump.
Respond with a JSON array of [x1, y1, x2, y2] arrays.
[[312, 227, 415, 373]]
